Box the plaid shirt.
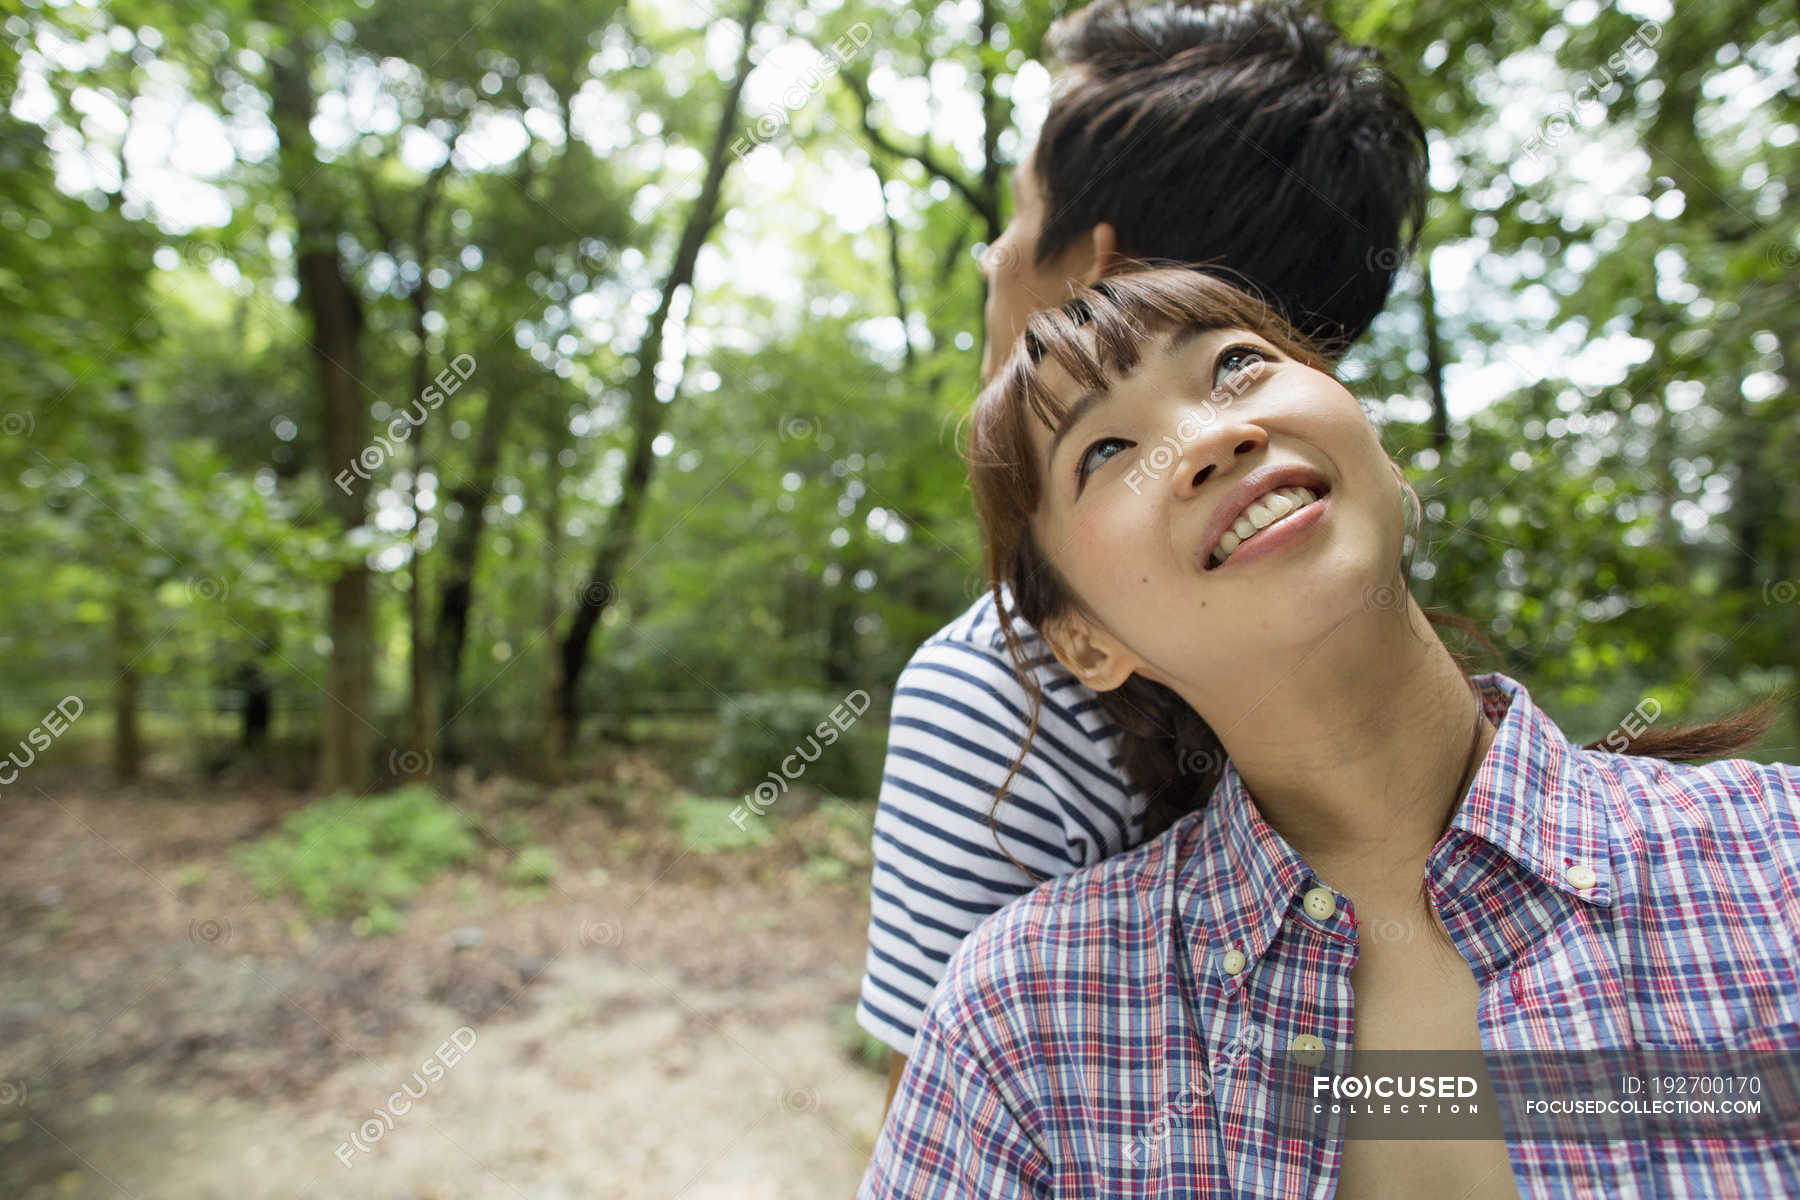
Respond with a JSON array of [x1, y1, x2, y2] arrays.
[[859, 672, 1800, 1198]]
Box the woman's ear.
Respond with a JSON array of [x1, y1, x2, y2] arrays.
[[1042, 611, 1135, 691], [1387, 458, 1416, 515]]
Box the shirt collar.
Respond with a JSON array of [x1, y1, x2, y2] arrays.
[[1443, 671, 1614, 908], [1176, 671, 1613, 972]]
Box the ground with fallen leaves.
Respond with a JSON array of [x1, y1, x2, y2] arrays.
[[1, 754, 889, 1199]]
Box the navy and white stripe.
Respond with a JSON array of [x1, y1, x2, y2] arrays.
[[856, 585, 1149, 1056]]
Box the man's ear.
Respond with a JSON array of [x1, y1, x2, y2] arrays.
[[1042, 611, 1135, 691], [1077, 222, 1120, 284]]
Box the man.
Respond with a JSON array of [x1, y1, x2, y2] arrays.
[[855, 0, 1429, 1115]]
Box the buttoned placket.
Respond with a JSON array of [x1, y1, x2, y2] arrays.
[[1213, 879, 1360, 1200], [1300, 880, 1358, 1200], [1427, 829, 1624, 1199]]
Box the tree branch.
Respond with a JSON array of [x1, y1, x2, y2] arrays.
[[839, 67, 998, 232]]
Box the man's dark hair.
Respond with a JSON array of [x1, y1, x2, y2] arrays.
[[1036, 0, 1429, 356]]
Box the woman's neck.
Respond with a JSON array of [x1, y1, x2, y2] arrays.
[[1183, 597, 1493, 898]]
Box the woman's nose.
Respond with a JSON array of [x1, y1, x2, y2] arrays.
[[1169, 422, 1268, 501]]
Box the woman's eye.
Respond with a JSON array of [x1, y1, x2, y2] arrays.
[[1076, 437, 1132, 488], [1214, 343, 1270, 393]]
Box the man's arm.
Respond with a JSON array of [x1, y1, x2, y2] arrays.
[[856, 604, 1140, 1063]]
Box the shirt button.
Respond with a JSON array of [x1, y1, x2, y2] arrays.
[[1290, 1033, 1326, 1066], [1565, 863, 1598, 890], [1221, 949, 1247, 976], [1302, 886, 1337, 922]]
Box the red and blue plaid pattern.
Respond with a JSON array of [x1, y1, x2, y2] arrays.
[[859, 672, 1800, 1197]]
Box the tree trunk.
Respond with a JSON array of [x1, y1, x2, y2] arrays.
[[871, 157, 915, 375], [239, 662, 271, 748], [551, 0, 767, 756], [269, 27, 374, 794], [404, 312, 435, 777], [402, 197, 443, 779], [977, 0, 1002, 247], [1419, 247, 1449, 453], [434, 384, 511, 752], [361, 138, 454, 781], [431, 79, 579, 755], [111, 589, 140, 784], [824, 587, 859, 689], [538, 390, 570, 777]]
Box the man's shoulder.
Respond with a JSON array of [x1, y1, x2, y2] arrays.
[[909, 584, 1047, 661], [895, 588, 1090, 721]]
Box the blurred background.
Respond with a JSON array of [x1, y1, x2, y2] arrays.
[[2, 0, 1796, 1195]]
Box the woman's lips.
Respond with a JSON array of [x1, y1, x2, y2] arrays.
[[1197, 465, 1334, 570], [1205, 488, 1331, 571]]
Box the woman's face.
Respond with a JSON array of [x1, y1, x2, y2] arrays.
[[1024, 325, 1407, 696]]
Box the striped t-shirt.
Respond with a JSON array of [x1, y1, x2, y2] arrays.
[[856, 585, 1150, 1056]]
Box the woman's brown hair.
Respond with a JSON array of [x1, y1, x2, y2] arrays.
[[961, 266, 1784, 882]]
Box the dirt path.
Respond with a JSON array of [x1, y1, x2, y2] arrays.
[[10, 957, 884, 1198], [2, 767, 891, 1198]]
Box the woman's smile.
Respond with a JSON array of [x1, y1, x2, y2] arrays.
[[1194, 462, 1335, 571], [1204, 484, 1332, 570]]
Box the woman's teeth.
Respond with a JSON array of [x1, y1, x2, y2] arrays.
[[1210, 485, 1321, 567]]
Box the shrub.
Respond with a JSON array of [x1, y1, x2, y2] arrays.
[[235, 784, 477, 931], [496, 813, 531, 847], [672, 794, 773, 854], [503, 844, 559, 888], [692, 690, 879, 802]]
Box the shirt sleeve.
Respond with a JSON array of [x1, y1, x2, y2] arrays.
[[855, 631, 1140, 1055], [857, 999, 1052, 1199]]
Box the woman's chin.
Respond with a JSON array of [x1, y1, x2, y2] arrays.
[[1270, 560, 1414, 641]]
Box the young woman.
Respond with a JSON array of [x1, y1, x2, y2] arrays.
[[858, 267, 1800, 1198], [858, 0, 1431, 1110]]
